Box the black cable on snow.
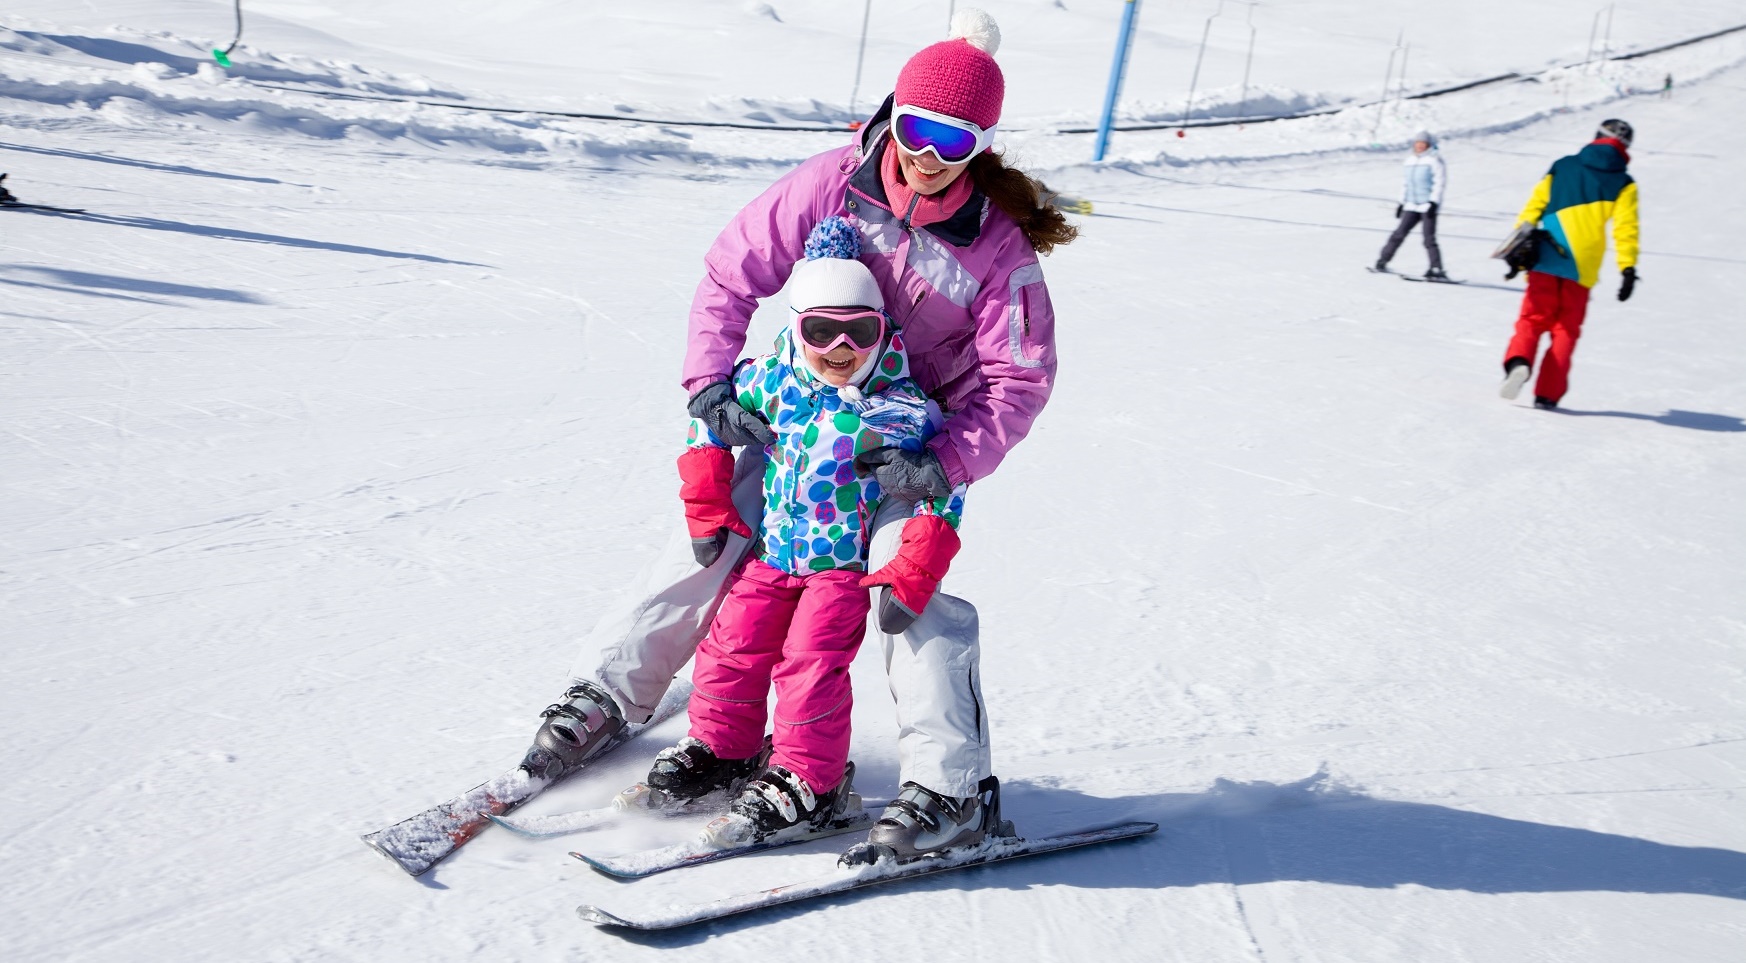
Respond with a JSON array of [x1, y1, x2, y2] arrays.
[[1060, 20, 1744, 134], [245, 83, 846, 132], [239, 18, 1744, 136], [1609, 21, 1746, 61], [223, 0, 244, 56]]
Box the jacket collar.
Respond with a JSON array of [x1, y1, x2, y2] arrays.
[[1590, 137, 1631, 165], [849, 94, 987, 248]]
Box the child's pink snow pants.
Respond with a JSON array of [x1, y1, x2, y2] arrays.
[[688, 559, 870, 794]]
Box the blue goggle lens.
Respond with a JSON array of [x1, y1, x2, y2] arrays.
[[894, 113, 980, 163]]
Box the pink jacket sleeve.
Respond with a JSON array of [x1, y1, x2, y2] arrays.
[[681, 149, 849, 394], [927, 230, 1057, 487]]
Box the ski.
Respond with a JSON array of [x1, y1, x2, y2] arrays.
[[487, 801, 627, 840], [361, 681, 690, 877], [570, 806, 879, 879], [0, 203, 88, 214], [1400, 274, 1464, 284], [488, 782, 725, 839], [577, 820, 1159, 930], [494, 778, 891, 841]]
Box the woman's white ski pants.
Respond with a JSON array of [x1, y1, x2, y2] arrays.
[[569, 446, 992, 798]]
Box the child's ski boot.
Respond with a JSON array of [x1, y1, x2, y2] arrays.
[[635, 736, 770, 809], [707, 762, 859, 845]]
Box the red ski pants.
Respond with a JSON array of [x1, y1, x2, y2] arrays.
[[1504, 271, 1591, 403], [688, 559, 869, 794]]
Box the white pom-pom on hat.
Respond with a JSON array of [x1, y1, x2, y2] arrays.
[[950, 8, 1001, 56]]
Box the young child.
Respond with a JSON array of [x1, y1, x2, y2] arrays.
[[648, 217, 968, 842]]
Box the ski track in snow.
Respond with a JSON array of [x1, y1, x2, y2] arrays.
[[3, 2, 1746, 961]]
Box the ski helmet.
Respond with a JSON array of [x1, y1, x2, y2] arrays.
[[1596, 118, 1633, 147]]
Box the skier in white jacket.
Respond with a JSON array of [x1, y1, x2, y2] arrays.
[[1373, 130, 1447, 279]]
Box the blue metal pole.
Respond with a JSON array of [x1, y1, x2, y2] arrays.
[[1093, 0, 1141, 162]]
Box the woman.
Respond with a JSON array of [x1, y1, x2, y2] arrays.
[[1372, 130, 1448, 280], [526, 9, 1076, 862]]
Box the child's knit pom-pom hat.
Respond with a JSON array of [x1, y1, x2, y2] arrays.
[[789, 216, 882, 311], [894, 8, 1004, 130]]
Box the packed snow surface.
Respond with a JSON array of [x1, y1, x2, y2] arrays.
[[3, 2, 1743, 960]]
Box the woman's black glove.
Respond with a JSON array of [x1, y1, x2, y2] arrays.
[[855, 447, 954, 502], [688, 381, 775, 447], [1618, 266, 1638, 302], [1394, 204, 1403, 218]]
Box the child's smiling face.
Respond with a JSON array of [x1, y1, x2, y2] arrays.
[[804, 342, 874, 387]]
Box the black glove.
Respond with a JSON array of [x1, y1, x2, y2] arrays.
[[687, 381, 774, 448], [1428, 201, 1439, 215], [1394, 204, 1403, 218], [855, 447, 954, 502], [1618, 266, 1637, 302]]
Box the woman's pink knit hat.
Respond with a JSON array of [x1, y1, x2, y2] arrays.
[[894, 9, 1004, 130]]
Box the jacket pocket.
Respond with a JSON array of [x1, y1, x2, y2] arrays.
[[1006, 262, 1050, 370]]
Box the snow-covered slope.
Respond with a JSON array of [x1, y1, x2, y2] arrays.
[[3, 3, 1743, 960]]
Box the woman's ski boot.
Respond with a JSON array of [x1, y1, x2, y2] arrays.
[[519, 680, 624, 780], [840, 775, 1010, 866]]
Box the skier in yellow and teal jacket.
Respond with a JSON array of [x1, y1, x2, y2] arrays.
[[1498, 119, 1640, 408]]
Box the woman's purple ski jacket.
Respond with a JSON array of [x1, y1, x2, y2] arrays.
[[683, 96, 1058, 488]]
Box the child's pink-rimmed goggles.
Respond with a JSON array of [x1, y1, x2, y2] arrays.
[[891, 105, 996, 165], [794, 306, 886, 353]]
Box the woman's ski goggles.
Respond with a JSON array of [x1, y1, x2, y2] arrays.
[[794, 306, 886, 353], [891, 105, 995, 165]]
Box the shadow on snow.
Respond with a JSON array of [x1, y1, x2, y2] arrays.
[[608, 772, 1745, 946], [0, 143, 292, 185], [0, 264, 269, 304], [1547, 408, 1746, 432], [24, 212, 486, 266]]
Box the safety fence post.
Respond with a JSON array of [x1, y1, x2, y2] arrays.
[[1093, 0, 1142, 161]]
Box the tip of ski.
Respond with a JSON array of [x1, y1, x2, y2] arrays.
[[571, 809, 878, 879], [360, 830, 438, 877], [577, 905, 639, 928]]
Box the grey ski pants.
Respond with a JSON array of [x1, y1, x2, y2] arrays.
[[570, 445, 992, 797], [1378, 206, 1444, 272]]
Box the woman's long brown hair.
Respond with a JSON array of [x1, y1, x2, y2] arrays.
[[967, 150, 1080, 256]]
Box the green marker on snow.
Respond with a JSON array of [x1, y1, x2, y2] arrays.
[[215, 0, 244, 68]]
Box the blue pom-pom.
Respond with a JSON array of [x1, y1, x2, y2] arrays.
[[803, 216, 861, 261]]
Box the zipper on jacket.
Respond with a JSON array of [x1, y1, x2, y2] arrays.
[[901, 193, 922, 232]]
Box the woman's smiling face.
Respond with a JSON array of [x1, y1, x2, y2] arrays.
[[893, 136, 972, 195]]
